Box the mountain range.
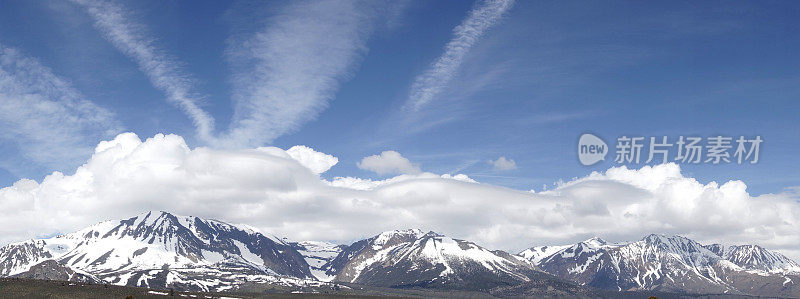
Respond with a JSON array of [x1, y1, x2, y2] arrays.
[[520, 234, 800, 296], [0, 211, 798, 298]]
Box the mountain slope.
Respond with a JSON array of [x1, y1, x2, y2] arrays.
[[287, 241, 344, 281], [3, 214, 799, 297], [0, 211, 317, 291], [521, 234, 800, 297], [11, 260, 99, 283], [0, 239, 56, 276], [322, 229, 557, 291], [720, 244, 800, 274]]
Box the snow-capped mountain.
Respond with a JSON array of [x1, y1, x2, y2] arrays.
[[519, 244, 571, 265], [320, 229, 556, 291], [520, 234, 800, 297], [3, 213, 799, 297], [704, 244, 800, 274], [0, 211, 321, 291], [0, 239, 55, 277], [287, 241, 344, 281]]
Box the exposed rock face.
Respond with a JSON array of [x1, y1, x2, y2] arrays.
[[322, 229, 553, 291], [287, 241, 344, 281], [520, 234, 800, 297], [12, 260, 97, 283], [0, 240, 54, 276], [0, 211, 315, 291], [3, 213, 799, 297]]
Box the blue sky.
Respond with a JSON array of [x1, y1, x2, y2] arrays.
[[1, 0, 799, 196]]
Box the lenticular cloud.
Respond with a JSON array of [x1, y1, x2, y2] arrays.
[[0, 133, 797, 260]]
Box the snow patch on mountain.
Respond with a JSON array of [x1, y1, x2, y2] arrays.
[[0, 211, 316, 291], [290, 241, 343, 281], [519, 234, 800, 296], [718, 244, 800, 274], [325, 229, 543, 290], [520, 245, 570, 264]]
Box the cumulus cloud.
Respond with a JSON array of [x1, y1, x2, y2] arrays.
[[488, 156, 517, 171], [357, 151, 422, 175], [286, 145, 338, 174], [440, 173, 478, 183], [406, 0, 515, 110], [0, 45, 121, 174], [0, 133, 798, 261]]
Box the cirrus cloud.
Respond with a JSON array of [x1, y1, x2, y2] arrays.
[[71, 0, 408, 148], [71, 0, 215, 142], [220, 0, 404, 147], [0, 45, 121, 176], [406, 0, 515, 110]]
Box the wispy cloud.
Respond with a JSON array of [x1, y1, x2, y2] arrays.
[[0, 45, 121, 174], [73, 0, 403, 148], [221, 0, 383, 147], [71, 0, 215, 142], [405, 0, 514, 110]]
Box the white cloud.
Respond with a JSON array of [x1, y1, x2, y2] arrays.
[[488, 156, 517, 171], [220, 0, 388, 147], [0, 45, 121, 174], [406, 0, 515, 110], [440, 173, 478, 183], [357, 151, 421, 175], [286, 145, 338, 174], [71, 0, 215, 142], [72, 0, 405, 148], [326, 173, 475, 191], [0, 133, 798, 261], [327, 173, 436, 191]]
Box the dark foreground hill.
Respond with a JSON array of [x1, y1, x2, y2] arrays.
[[0, 277, 406, 299], [0, 277, 765, 299]]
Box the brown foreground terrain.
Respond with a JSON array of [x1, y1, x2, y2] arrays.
[[0, 277, 394, 299], [0, 277, 764, 299]]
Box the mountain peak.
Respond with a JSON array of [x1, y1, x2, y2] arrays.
[[582, 237, 607, 246], [642, 233, 669, 242], [0, 210, 316, 290], [641, 234, 697, 245], [328, 228, 539, 290], [382, 228, 425, 235], [725, 244, 800, 273], [373, 228, 427, 247], [4, 215, 800, 297], [703, 243, 728, 257], [134, 210, 177, 219], [527, 233, 800, 296]]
